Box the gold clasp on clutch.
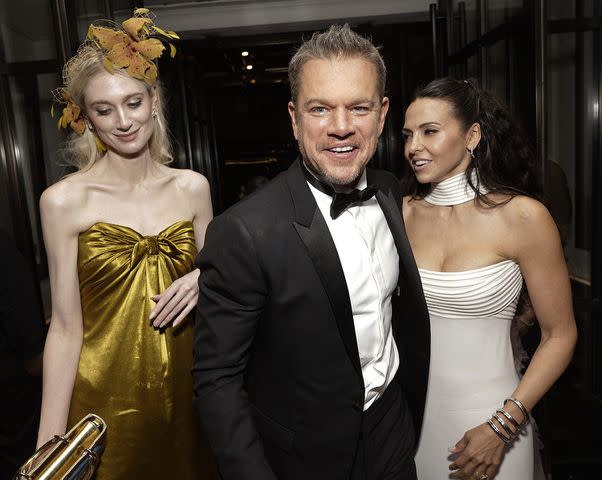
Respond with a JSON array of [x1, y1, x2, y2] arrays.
[[14, 414, 107, 480]]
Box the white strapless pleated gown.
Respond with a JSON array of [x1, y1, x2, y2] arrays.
[[415, 260, 534, 479]]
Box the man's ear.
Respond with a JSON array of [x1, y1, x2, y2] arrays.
[[288, 101, 298, 139], [378, 97, 390, 135]]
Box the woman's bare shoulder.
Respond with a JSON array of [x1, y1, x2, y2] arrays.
[[39, 172, 97, 233], [496, 195, 560, 257], [40, 174, 88, 213], [169, 168, 210, 197], [498, 195, 552, 228]]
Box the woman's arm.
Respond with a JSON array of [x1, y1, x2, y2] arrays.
[[190, 173, 214, 252], [449, 197, 577, 479], [150, 172, 213, 328], [36, 185, 85, 447], [507, 197, 577, 409]]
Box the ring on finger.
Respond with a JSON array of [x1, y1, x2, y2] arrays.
[[475, 473, 488, 480]]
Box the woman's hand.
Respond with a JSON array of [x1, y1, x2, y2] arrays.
[[448, 423, 506, 479], [149, 268, 200, 328]]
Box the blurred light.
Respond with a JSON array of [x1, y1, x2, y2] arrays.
[[246, 64, 253, 70], [241, 51, 249, 57], [250, 79, 257, 84]]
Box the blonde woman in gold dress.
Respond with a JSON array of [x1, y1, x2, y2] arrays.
[[36, 10, 216, 479]]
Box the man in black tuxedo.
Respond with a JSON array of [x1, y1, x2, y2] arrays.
[[193, 24, 429, 480]]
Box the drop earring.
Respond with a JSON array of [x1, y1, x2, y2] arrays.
[[467, 146, 475, 158]]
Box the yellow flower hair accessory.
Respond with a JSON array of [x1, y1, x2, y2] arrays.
[[87, 7, 179, 84], [51, 88, 107, 152], [50, 8, 175, 149], [52, 88, 86, 135]]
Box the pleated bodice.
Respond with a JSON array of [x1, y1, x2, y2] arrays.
[[68, 220, 215, 479], [419, 259, 523, 320]]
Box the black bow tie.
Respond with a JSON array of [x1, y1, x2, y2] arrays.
[[302, 162, 378, 219]]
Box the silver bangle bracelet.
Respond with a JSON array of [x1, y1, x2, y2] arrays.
[[496, 409, 522, 431], [492, 412, 516, 437], [504, 397, 530, 424], [487, 418, 511, 445]]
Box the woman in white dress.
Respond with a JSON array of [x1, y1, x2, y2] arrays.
[[401, 78, 577, 480]]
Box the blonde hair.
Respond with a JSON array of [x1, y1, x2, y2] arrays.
[[59, 45, 173, 171], [288, 24, 386, 104]]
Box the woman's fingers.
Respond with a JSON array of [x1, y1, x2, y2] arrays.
[[171, 302, 196, 328], [486, 463, 499, 479], [156, 291, 195, 328], [149, 271, 200, 327], [450, 434, 469, 454], [150, 287, 181, 325], [449, 426, 505, 479], [450, 458, 479, 478], [154, 290, 192, 328]]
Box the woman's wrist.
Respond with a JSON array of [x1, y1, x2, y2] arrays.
[[504, 397, 530, 424], [485, 397, 530, 446]]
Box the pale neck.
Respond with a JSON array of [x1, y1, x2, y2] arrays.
[[424, 170, 487, 206], [102, 148, 157, 185]]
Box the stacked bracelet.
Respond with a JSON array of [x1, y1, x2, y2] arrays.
[[504, 397, 530, 425], [486, 397, 530, 445], [487, 418, 511, 444]]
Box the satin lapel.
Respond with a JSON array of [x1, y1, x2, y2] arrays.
[[287, 160, 362, 378], [375, 189, 427, 313]]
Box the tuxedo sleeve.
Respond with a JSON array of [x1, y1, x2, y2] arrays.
[[193, 213, 276, 480]]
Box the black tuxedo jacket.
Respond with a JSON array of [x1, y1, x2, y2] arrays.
[[193, 160, 429, 480]]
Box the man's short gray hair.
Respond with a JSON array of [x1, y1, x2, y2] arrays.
[[288, 24, 386, 103]]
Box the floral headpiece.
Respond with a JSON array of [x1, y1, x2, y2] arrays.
[[87, 7, 179, 84], [52, 8, 178, 144], [52, 90, 85, 135]]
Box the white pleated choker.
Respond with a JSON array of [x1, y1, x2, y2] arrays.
[[424, 170, 488, 206]]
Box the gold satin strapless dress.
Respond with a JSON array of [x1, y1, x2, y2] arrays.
[[68, 220, 216, 479]]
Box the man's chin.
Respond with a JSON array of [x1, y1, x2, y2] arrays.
[[323, 168, 364, 190], [302, 156, 366, 189]]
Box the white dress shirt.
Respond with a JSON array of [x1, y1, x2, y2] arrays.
[[307, 170, 400, 410]]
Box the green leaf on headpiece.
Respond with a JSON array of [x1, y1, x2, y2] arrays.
[[153, 25, 179, 40], [169, 43, 176, 58], [153, 26, 168, 37], [51, 103, 55, 117], [103, 57, 114, 73]]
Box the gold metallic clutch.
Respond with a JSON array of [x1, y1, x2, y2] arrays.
[[15, 414, 107, 480]]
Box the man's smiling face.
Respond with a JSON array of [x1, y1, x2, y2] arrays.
[[288, 56, 389, 189]]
